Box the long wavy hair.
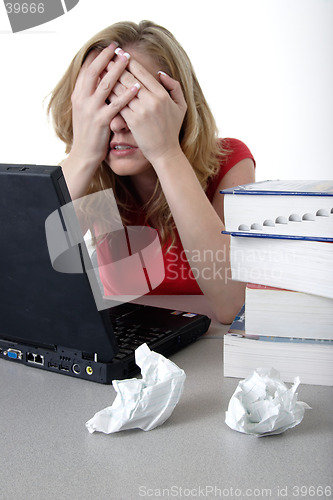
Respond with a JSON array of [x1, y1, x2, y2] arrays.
[[47, 20, 228, 245]]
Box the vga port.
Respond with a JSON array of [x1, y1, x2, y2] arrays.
[[5, 348, 23, 360]]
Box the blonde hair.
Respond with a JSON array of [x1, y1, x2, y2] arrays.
[[47, 20, 227, 245]]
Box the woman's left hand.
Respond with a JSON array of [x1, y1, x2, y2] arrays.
[[110, 58, 187, 166]]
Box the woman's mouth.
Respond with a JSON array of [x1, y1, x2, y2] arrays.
[[110, 142, 139, 156]]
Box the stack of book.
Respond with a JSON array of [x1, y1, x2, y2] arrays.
[[220, 180, 333, 386]]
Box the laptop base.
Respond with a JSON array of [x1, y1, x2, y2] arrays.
[[0, 305, 208, 384]]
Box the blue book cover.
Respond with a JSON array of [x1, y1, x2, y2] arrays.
[[220, 180, 333, 196], [222, 231, 333, 243]]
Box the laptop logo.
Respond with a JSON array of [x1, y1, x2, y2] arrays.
[[3, 0, 80, 33], [45, 189, 165, 310]]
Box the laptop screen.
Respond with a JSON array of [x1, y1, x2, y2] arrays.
[[0, 164, 118, 362]]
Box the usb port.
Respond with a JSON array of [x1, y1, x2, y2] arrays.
[[59, 365, 70, 372]]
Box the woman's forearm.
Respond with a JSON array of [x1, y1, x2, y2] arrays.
[[153, 151, 246, 323], [61, 153, 98, 200]]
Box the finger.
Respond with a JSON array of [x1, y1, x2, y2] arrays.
[[94, 52, 131, 105], [127, 58, 164, 93], [158, 72, 187, 109], [82, 49, 99, 69], [74, 50, 99, 94], [113, 70, 146, 108], [110, 80, 128, 97], [117, 68, 138, 90], [105, 82, 141, 119], [105, 81, 127, 105], [106, 48, 131, 70], [80, 43, 119, 97]]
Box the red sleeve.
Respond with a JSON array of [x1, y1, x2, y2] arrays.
[[205, 138, 255, 201]]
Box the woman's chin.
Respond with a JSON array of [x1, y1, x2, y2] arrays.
[[105, 155, 152, 177]]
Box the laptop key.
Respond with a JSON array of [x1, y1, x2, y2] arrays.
[[117, 348, 134, 355], [114, 352, 129, 360]]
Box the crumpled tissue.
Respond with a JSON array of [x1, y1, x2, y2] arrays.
[[225, 368, 311, 436], [86, 343, 186, 434]]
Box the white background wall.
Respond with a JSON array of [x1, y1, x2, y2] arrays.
[[0, 0, 332, 181]]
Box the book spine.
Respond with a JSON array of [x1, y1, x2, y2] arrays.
[[229, 237, 333, 299], [245, 284, 333, 340]]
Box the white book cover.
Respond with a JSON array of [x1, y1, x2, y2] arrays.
[[221, 180, 333, 239]]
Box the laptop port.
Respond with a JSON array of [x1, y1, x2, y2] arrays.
[[27, 352, 44, 365], [86, 366, 93, 376], [82, 352, 94, 361], [35, 354, 44, 365], [5, 348, 23, 360], [72, 363, 81, 375], [59, 365, 70, 372], [48, 361, 58, 369]]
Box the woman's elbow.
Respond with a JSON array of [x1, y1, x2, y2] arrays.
[[213, 290, 245, 325], [215, 309, 237, 325]]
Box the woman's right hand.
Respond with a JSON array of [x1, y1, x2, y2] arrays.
[[71, 43, 140, 167], [63, 44, 139, 198]]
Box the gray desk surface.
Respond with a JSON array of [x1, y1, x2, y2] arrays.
[[1, 296, 332, 500]]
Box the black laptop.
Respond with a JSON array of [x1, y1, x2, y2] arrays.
[[0, 164, 210, 383]]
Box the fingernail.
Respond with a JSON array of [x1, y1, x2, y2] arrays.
[[158, 71, 168, 77], [131, 82, 141, 91], [115, 47, 130, 60]]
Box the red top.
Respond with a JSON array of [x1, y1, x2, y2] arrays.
[[97, 138, 255, 296]]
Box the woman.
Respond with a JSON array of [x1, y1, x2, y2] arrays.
[[47, 20, 255, 323]]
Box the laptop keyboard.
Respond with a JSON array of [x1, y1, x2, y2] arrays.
[[109, 304, 173, 360]]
